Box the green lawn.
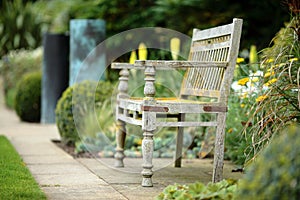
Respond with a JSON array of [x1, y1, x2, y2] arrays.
[[0, 135, 47, 199]]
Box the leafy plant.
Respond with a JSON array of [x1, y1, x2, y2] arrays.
[[14, 72, 41, 122], [0, 0, 45, 56], [156, 179, 237, 200], [225, 94, 254, 165], [236, 125, 300, 199]]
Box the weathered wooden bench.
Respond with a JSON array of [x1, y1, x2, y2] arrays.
[[112, 18, 243, 187]]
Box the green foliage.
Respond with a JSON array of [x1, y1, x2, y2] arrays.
[[69, 0, 157, 35], [31, 0, 79, 33], [0, 135, 46, 199], [225, 96, 253, 165], [14, 72, 41, 122], [243, 14, 300, 164], [75, 98, 116, 154], [0, 0, 45, 56], [225, 6, 300, 166], [5, 88, 17, 109], [236, 125, 300, 199], [127, 69, 182, 98], [155, 0, 290, 49], [55, 80, 114, 145], [0, 47, 42, 108], [156, 179, 237, 200], [33, 0, 289, 51]]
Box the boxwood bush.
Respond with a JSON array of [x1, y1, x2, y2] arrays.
[[14, 72, 41, 122], [55, 80, 113, 145]]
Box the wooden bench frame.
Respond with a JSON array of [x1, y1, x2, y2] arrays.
[[112, 18, 243, 187]]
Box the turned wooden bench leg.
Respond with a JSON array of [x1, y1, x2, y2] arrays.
[[141, 129, 154, 187], [114, 119, 126, 167], [114, 68, 129, 168], [141, 65, 156, 187], [212, 112, 226, 182]]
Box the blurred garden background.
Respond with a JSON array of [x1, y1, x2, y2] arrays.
[[0, 0, 299, 198]]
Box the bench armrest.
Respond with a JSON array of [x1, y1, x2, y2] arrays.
[[111, 63, 143, 69], [135, 60, 228, 69], [111, 60, 228, 70]]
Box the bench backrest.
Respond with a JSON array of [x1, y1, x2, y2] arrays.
[[180, 18, 242, 103]]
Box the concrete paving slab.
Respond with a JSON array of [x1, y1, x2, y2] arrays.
[[42, 185, 127, 200], [112, 184, 166, 200], [10, 141, 65, 156], [27, 163, 94, 175], [78, 158, 243, 199], [88, 157, 174, 173], [22, 155, 76, 165], [32, 173, 108, 186], [79, 159, 143, 185], [78, 158, 242, 184]]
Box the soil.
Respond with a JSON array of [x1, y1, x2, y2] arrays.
[[52, 139, 95, 159]]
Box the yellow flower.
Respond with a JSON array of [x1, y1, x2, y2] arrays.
[[264, 72, 271, 78], [249, 45, 258, 64], [134, 138, 143, 146], [264, 78, 277, 87], [265, 58, 274, 63], [240, 92, 248, 99], [256, 95, 268, 103], [137, 139, 142, 146], [129, 51, 137, 64], [274, 63, 286, 68], [170, 37, 180, 60], [227, 128, 233, 133], [138, 43, 147, 60], [264, 71, 275, 78], [288, 58, 298, 62], [236, 57, 245, 64], [238, 77, 250, 86], [251, 77, 259, 82], [240, 104, 245, 108]]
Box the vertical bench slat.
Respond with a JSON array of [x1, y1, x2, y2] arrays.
[[180, 30, 232, 99]]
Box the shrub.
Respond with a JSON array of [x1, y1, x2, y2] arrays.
[[14, 72, 41, 122], [0, 48, 42, 108], [236, 125, 300, 199], [55, 80, 114, 145]]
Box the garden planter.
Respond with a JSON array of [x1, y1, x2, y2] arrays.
[[41, 33, 69, 124], [69, 19, 106, 85]]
